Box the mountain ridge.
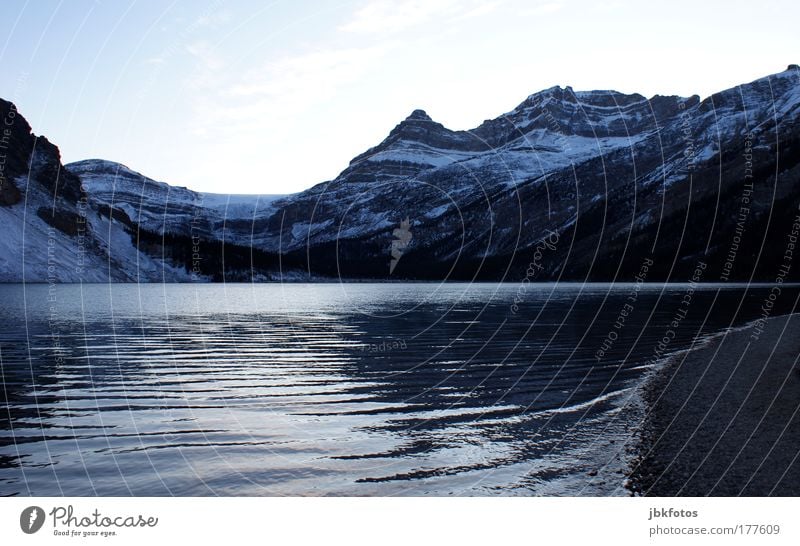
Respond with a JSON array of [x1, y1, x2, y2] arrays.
[[1, 65, 799, 282]]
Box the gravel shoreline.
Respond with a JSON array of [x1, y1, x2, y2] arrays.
[[628, 313, 800, 496]]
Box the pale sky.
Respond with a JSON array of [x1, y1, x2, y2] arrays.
[[1, 0, 797, 195]]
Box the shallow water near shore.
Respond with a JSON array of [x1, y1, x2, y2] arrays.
[[1, 282, 798, 496]]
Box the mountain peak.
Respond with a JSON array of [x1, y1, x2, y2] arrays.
[[405, 109, 432, 122]]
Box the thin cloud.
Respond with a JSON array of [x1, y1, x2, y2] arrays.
[[340, 0, 464, 33], [227, 47, 385, 98], [457, 1, 504, 20], [522, 2, 565, 16], [186, 41, 225, 71], [189, 46, 386, 138]]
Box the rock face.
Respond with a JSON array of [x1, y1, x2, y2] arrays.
[[0, 99, 83, 206], [1, 66, 799, 282]]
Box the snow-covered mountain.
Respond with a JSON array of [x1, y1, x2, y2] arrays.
[[2, 65, 799, 282], [66, 159, 283, 244]]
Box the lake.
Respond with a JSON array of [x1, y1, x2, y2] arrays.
[[1, 282, 796, 496]]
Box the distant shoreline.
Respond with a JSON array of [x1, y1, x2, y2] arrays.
[[4, 281, 800, 286], [628, 312, 800, 496]]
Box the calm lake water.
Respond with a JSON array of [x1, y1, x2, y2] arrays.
[[1, 282, 797, 496]]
